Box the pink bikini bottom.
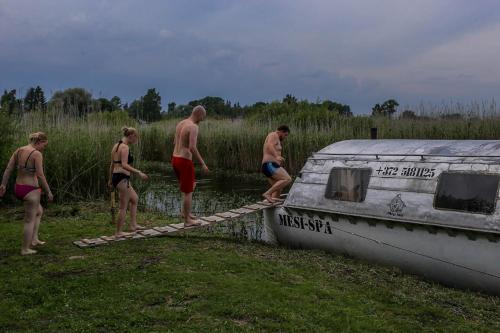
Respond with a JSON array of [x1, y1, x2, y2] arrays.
[[14, 184, 41, 200]]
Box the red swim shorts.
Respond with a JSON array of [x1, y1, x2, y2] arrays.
[[171, 156, 195, 193]]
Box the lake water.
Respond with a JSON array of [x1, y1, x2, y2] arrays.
[[140, 166, 271, 240]]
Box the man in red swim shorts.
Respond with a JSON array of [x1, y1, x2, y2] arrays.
[[172, 105, 209, 226]]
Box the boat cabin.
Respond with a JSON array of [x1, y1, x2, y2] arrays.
[[285, 140, 500, 235]]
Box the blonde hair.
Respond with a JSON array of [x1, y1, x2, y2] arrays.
[[29, 132, 48, 144], [121, 127, 138, 137]]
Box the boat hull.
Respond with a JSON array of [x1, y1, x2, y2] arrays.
[[263, 206, 500, 295]]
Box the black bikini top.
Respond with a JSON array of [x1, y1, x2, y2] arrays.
[[113, 140, 134, 165], [16, 149, 37, 173]]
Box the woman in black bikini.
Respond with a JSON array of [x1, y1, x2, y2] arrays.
[[108, 127, 148, 237], [0, 132, 53, 255]]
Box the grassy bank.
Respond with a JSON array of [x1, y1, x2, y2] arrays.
[[3, 105, 500, 202], [0, 204, 499, 332]]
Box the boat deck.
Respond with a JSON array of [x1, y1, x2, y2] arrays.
[[73, 199, 283, 248]]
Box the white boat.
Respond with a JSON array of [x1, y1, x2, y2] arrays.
[[263, 140, 500, 295]]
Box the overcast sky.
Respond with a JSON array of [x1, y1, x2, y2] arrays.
[[1, 0, 500, 113]]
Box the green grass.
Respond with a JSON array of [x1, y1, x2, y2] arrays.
[[1, 204, 499, 332]]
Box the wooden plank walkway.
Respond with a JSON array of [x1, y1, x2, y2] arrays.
[[73, 199, 283, 248]]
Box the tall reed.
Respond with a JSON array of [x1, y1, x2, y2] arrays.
[[0, 110, 139, 202], [2, 99, 500, 202], [140, 109, 500, 175]]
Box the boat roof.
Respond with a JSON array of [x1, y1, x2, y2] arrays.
[[316, 140, 500, 158]]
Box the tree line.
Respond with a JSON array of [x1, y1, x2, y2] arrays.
[[1, 85, 415, 121], [0, 87, 162, 122]]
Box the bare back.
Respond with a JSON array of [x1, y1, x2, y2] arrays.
[[173, 119, 197, 160], [15, 146, 40, 186]]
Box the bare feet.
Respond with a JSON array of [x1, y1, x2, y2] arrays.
[[31, 240, 46, 247], [21, 249, 37, 255], [115, 231, 133, 238], [184, 219, 202, 227], [262, 193, 276, 203], [130, 225, 145, 232], [180, 211, 196, 219]]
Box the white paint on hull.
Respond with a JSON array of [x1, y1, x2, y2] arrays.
[[263, 207, 500, 295]]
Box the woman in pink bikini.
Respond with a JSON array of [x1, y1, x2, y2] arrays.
[[0, 132, 53, 255]]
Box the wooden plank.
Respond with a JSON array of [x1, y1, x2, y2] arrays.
[[89, 238, 107, 244], [198, 220, 211, 227], [74, 199, 287, 248], [82, 238, 108, 246], [139, 229, 163, 237], [215, 211, 241, 219], [73, 240, 90, 248], [243, 203, 269, 210], [169, 223, 186, 230], [230, 208, 255, 214], [154, 226, 178, 233], [257, 199, 284, 206], [199, 215, 225, 223]]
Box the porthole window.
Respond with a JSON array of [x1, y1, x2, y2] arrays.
[[325, 168, 371, 202], [434, 172, 499, 214]]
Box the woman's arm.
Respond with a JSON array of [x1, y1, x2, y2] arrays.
[[119, 145, 140, 174], [34, 151, 53, 201], [108, 149, 114, 187], [0, 151, 17, 197], [119, 146, 148, 180]]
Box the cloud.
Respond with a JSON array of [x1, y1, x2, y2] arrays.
[[159, 29, 174, 39], [68, 12, 88, 24], [1, 0, 500, 113]]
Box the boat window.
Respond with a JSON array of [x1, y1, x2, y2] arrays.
[[434, 172, 499, 214], [325, 168, 371, 202]]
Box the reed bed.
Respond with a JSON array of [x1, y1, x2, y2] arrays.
[[141, 113, 500, 175], [2, 100, 500, 202], [0, 110, 137, 202]]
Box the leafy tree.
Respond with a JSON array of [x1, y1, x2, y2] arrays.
[[174, 104, 193, 117], [110, 96, 122, 110], [440, 113, 463, 120], [168, 102, 176, 113], [34, 86, 47, 111], [50, 88, 93, 116], [142, 88, 162, 121], [252, 101, 267, 108], [23, 86, 47, 112], [372, 99, 399, 117], [322, 100, 352, 117], [282, 94, 298, 105], [401, 110, 418, 119], [188, 96, 227, 116], [128, 99, 143, 120], [96, 98, 115, 112], [23, 88, 36, 112], [0, 89, 20, 115]]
